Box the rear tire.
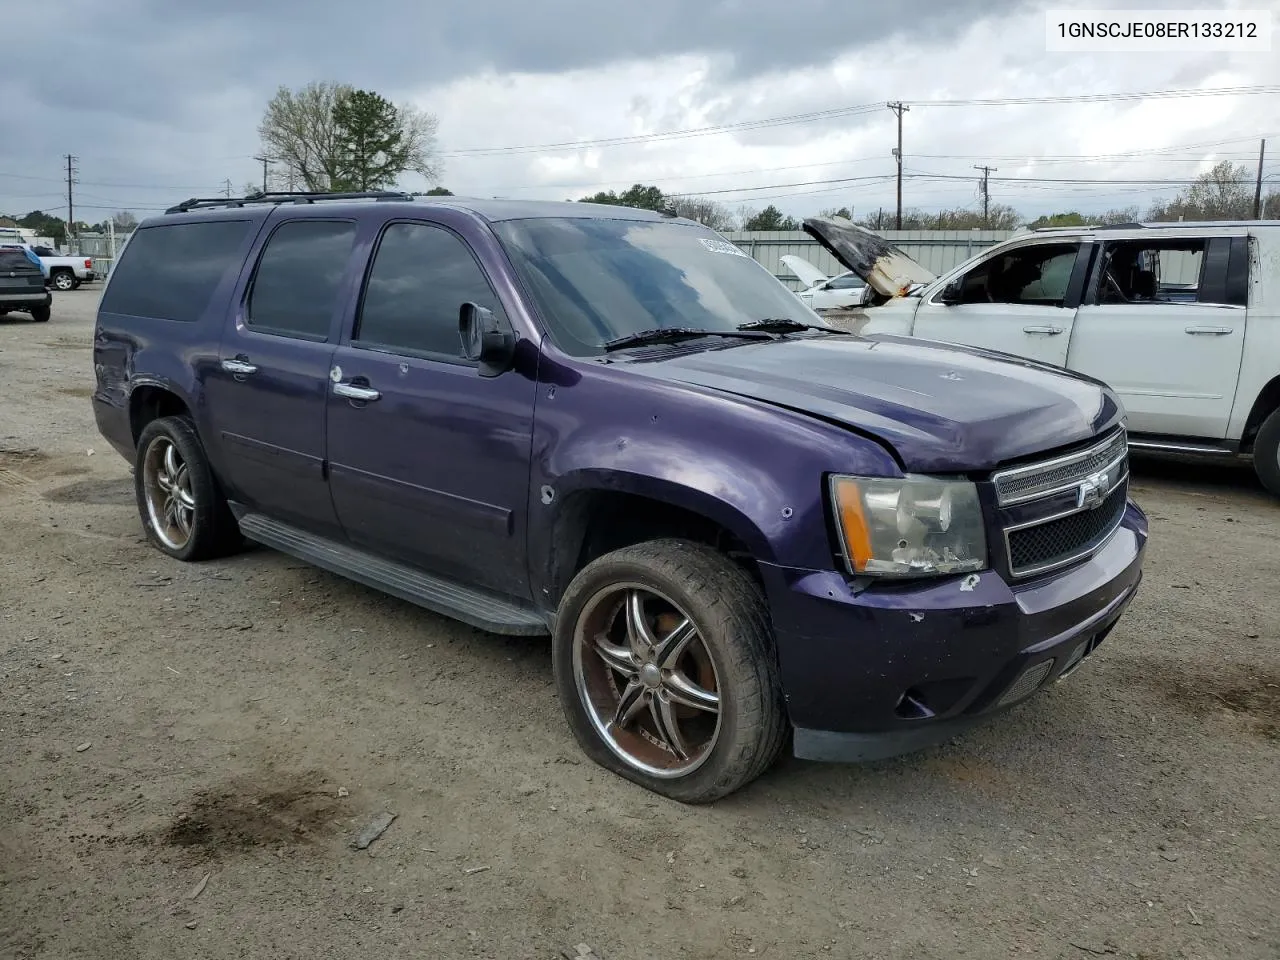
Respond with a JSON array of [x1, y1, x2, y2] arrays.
[[134, 415, 243, 561], [1253, 408, 1280, 497], [552, 538, 787, 804], [51, 271, 75, 292], [29, 305, 50, 322]]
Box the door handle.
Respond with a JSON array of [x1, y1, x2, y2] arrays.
[[1185, 325, 1233, 335], [333, 382, 381, 402], [1022, 325, 1064, 335], [220, 358, 258, 375]]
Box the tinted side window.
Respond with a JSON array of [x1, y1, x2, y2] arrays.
[[356, 222, 505, 358], [247, 220, 358, 340], [100, 220, 251, 322], [0, 249, 37, 271]]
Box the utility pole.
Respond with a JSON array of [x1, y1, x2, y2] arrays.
[[64, 154, 78, 252], [974, 165, 997, 226], [222, 178, 233, 199], [253, 155, 270, 193], [887, 102, 908, 229], [1253, 139, 1266, 219]]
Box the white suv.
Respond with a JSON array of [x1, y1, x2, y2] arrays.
[[804, 217, 1280, 496]]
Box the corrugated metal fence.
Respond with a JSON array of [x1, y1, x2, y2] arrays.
[[724, 229, 1018, 289]]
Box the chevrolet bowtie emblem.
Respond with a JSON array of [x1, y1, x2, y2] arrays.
[[1078, 469, 1112, 509]]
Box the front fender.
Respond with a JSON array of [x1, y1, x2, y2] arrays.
[[526, 353, 904, 602]]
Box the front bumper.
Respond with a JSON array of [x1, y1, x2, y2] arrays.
[[761, 500, 1148, 762]]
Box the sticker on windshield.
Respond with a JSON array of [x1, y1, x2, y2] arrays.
[[698, 238, 749, 258]]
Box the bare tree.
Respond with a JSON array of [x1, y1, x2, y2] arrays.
[[398, 101, 444, 185], [258, 81, 353, 191], [1146, 160, 1254, 221], [666, 195, 737, 231]]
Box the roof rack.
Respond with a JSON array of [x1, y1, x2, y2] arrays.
[[1030, 221, 1147, 232], [165, 190, 416, 214]]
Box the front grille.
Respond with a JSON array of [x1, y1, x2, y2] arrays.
[[993, 428, 1128, 505], [1007, 480, 1128, 574], [991, 428, 1130, 578]]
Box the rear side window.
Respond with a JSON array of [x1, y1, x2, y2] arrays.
[[355, 221, 506, 359], [0, 249, 38, 272], [246, 220, 358, 340], [100, 220, 251, 322]]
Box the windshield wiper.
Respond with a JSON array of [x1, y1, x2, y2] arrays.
[[601, 326, 774, 352], [736, 318, 852, 335]]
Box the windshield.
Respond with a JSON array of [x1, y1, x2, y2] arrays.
[[493, 217, 826, 355]]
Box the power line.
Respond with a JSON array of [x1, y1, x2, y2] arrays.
[[904, 85, 1280, 107], [443, 102, 887, 157], [442, 85, 1280, 157]]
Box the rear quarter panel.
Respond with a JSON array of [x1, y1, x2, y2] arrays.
[[1228, 229, 1280, 440], [91, 215, 269, 463]]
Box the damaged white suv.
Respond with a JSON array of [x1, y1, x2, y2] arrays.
[[805, 217, 1280, 496]]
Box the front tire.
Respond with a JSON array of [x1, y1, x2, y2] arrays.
[[552, 538, 787, 803], [134, 416, 243, 561], [1253, 407, 1280, 497]]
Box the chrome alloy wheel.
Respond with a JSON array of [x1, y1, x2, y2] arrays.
[[572, 583, 722, 778], [141, 436, 195, 551]]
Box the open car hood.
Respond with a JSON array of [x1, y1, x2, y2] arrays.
[[801, 217, 937, 299]]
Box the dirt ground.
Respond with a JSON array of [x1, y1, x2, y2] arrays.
[[1, 288, 1278, 960]]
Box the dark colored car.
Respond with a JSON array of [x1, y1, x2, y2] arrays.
[[91, 191, 1148, 803], [0, 245, 52, 322]]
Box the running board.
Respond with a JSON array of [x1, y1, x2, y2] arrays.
[[1127, 439, 1237, 456], [235, 513, 550, 636]]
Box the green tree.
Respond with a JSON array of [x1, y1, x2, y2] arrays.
[[741, 205, 800, 231], [423, 186, 453, 196], [16, 210, 67, 245], [258, 81, 441, 192], [578, 183, 666, 211], [817, 206, 852, 219], [333, 90, 411, 191]]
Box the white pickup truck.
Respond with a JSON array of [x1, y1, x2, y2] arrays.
[[29, 245, 97, 290], [801, 217, 1280, 496]]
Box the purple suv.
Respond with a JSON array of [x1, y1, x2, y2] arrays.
[[92, 191, 1148, 802]]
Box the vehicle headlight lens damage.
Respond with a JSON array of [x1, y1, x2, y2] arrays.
[[830, 475, 987, 577]]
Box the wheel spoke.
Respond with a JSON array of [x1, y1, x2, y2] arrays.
[[624, 590, 658, 660], [664, 671, 720, 713], [650, 694, 688, 760], [655, 617, 697, 670], [174, 504, 193, 538], [612, 680, 648, 728], [163, 443, 180, 481], [174, 467, 196, 508], [594, 636, 639, 677]]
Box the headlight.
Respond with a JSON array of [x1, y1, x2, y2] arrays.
[[829, 474, 988, 578]]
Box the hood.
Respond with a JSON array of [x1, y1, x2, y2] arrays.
[[801, 217, 937, 299], [778, 254, 830, 289], [626, 334, 1123, 473]]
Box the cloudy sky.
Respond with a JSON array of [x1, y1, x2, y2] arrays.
[[3, 0, 1278, 228]]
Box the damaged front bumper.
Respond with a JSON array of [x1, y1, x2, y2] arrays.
[[759, 500, 1148, 762]]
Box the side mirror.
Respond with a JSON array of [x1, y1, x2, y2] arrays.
[[938, 279, 963, 305], [459, 301, 516, 377]]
